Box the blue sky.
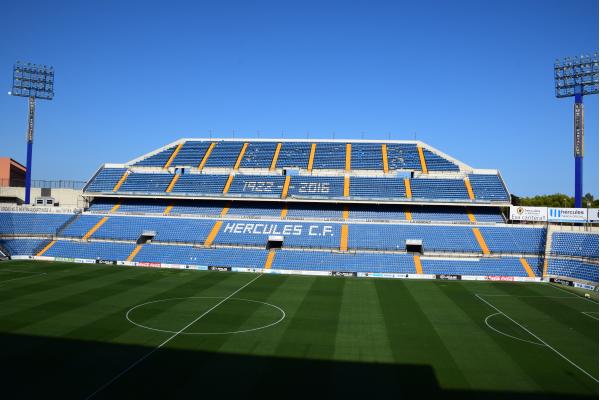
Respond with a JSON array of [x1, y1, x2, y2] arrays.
[[0, 0, 598, 197]]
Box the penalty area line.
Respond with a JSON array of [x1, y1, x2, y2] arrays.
[[475, 294, 598, 384], [85, 273, 263, 399]]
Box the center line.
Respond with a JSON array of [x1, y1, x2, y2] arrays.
[[86, 273, 263, 399]]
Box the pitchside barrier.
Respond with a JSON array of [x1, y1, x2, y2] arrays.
[[14, 255, 571, 286]]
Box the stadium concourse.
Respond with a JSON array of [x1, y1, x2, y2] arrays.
[[0, 138, 598, 285]]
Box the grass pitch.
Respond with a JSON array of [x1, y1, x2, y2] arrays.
[[0, 260, 597, 399]]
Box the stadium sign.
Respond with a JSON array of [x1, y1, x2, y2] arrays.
[[547, 207, 588, 223], [509, 206, 547, 222]]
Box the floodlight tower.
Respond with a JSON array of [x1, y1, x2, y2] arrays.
[[10, 62, 55, 204], [554, 53, 598, 208]]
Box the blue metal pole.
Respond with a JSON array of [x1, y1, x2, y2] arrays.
[[25, 141, 33, 204], [24, 96, 35, 205], [574, 92, 583, 208]]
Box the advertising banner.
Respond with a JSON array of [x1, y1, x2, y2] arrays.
[[509, 206, 547, 222], [208, 266, 231, 272], [547, 208, 588, 223], [436, 274, 462, 281], [330, 271, 357, 277], [549, 277, 574, 286], [588, 208, 599, 223]]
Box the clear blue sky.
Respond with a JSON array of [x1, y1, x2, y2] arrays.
[[0, 0, 598, 197]]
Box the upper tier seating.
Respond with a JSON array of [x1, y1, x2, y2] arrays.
[[240, 142, 278, 168], [351, 143, 384, 170], [119, 173, 172, 193], [468, 174, 509, 201], [276, 142, 311, 169], [551, 232, 599, 258], [203, 141, 244, 168], [386, 144, 422, 170], [85, 168, 127, 192], [130, 140, 463, 172], [313, 143, 346, 169], [423, 149, 460, 172], [135, 146, 176, 167], [171, 141, 211, 167]]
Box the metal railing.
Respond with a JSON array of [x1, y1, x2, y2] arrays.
[[0, 179, 87, 190]]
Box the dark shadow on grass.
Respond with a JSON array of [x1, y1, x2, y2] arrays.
[[0, 332, 596, 400]]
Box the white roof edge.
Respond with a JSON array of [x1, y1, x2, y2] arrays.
[[125, 138, 185, 166], [470, 168, 500, 175], [416, 140, 472, 171], [179, 137, 423, 144]]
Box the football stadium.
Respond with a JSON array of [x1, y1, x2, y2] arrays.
[[1, 138, 598, 398], [1, 2, 598, 399]]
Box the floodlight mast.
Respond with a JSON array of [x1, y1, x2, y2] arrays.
[[554, 54, 598, 208], [10, 62, 54, 204]]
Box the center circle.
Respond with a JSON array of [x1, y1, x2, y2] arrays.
[[126, 297, 285, 335]]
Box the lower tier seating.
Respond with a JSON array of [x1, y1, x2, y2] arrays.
[[0, 238, 559, 279], [548, 258, 599, 282], [58, 214, 544, 253], [0, 239, 49, 256], [421, 257, 543, 277]]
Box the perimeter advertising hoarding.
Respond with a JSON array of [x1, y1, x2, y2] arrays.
[[547, 208, 588, 223], [509, 206, 547, 222], [510, 206, 598, 223]]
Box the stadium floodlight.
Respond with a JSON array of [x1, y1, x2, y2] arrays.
[[554, 53, 598, 208], [10, 62, 55, 205]]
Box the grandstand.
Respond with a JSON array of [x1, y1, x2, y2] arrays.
[[0, 138, 597, 285]]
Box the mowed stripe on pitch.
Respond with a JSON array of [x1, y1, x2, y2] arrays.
[[374, 280, 469, 387], [333, 278, 395, 363], [479, 284, 599, 385], [431, 282, 543, 391]]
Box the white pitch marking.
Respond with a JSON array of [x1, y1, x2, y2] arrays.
[[0, 269, 46, 274], [484, 312, 544, 346], [476, 294, 577, 298], [0, 273, 46, 285], [547, 282, 599, 305], [581, 312, 599, 321], [126, 296, 286, 335], [476, 294, 598, 384], [85, 273, 263, 399]]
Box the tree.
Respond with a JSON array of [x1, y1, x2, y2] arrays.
[[513, 193, 598, 208]]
